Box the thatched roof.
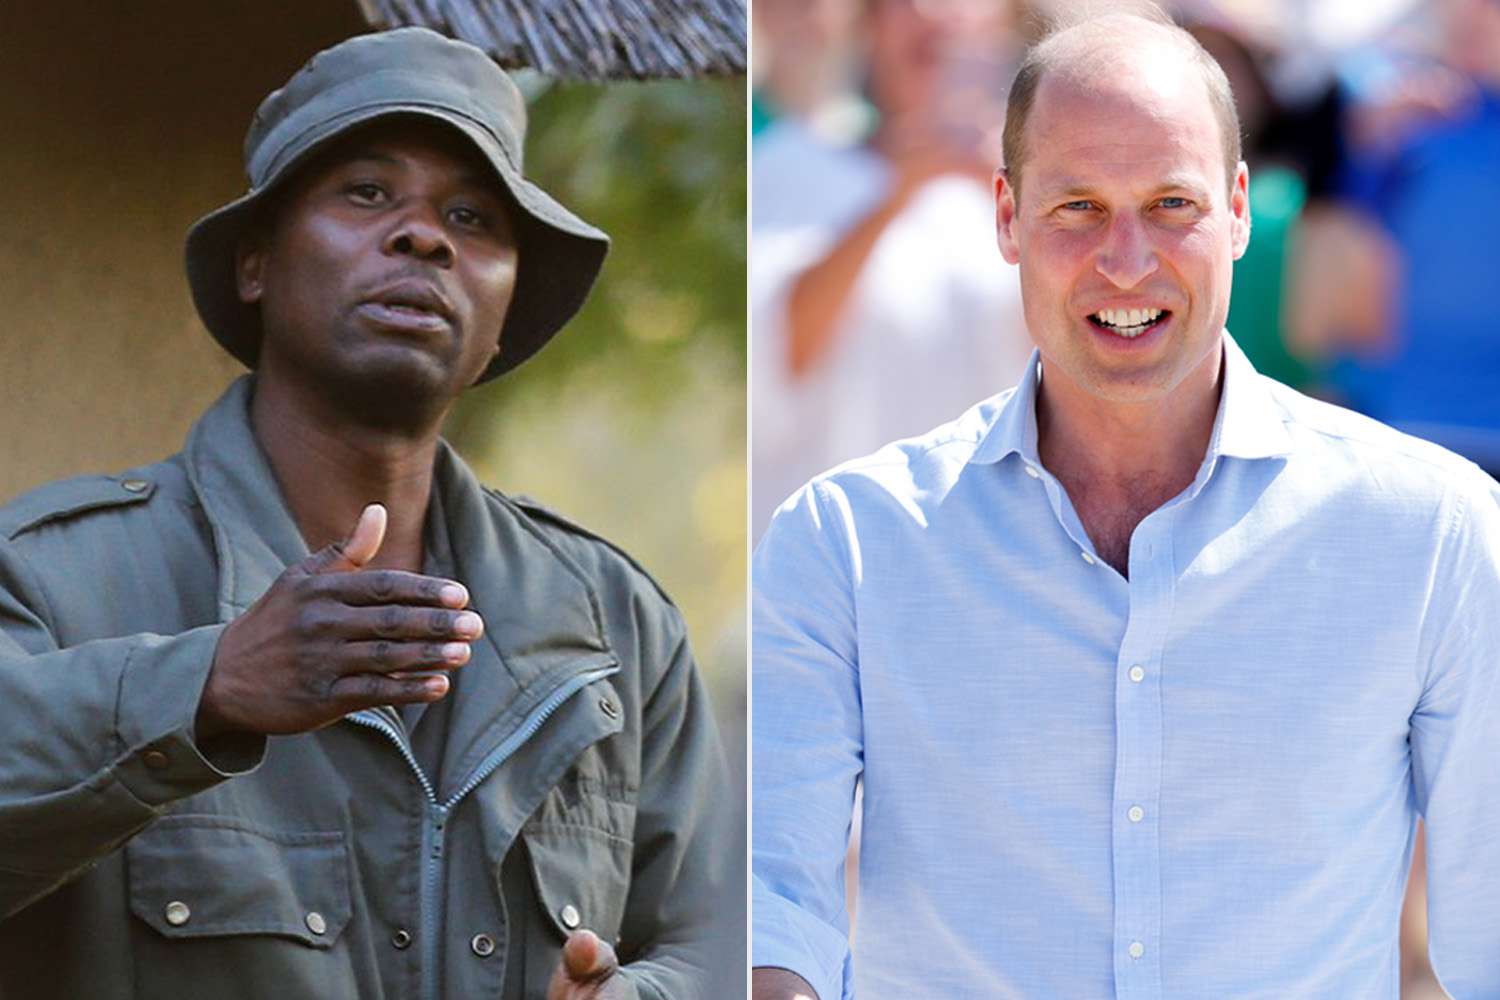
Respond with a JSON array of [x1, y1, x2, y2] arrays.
[[354, 0, 746, 81]]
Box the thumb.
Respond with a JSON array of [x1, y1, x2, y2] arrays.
[[304, 503, 386, 574], [562, 929, 617, 982]]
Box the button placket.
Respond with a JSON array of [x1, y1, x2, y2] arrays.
[[1110, 516, 1171, 996]]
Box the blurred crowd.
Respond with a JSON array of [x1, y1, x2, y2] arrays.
[[751, 1, 1499, 996], [751, 0, 1500, 542]]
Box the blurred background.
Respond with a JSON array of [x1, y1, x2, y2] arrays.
[[0, 0, 746, 960], [752, 0, 1496, 995]]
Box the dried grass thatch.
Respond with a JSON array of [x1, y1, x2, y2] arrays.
[[355, 0, 746, 81]]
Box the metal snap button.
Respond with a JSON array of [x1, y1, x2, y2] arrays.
[[121, 479, 150, 494], [560, 903, 581, 929], [143, 750, 170, 770], [470, 933, 495, 957], [305, 911, 326, 935], [598, 698, 619, 719], [164, 901, 191, 926], [391, 928, 412, 950]]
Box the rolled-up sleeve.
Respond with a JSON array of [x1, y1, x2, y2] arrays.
[[1410, 474, 1500, 998], [752, 480, 865, 1000]]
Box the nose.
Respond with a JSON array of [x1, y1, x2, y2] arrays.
[[384, 201, 453, 267], [1093, 212, 1158, 289]]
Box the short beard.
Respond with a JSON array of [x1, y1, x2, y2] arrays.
[[317, 358, 452, 434], [255, 336, 459, 440]]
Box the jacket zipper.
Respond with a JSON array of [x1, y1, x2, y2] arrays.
[[346, 662, 620, 1000]]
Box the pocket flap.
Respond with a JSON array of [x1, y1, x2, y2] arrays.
[[127, 815, 351, 948], [522, 825, 632, 942]]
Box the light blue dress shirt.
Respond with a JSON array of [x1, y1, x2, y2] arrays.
[[752, 336, 1500, 999]]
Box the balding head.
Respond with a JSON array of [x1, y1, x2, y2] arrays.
[[1002, 10, 1242, 195]]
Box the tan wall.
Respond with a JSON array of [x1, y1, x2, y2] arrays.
[[0, 1, 367, 499]]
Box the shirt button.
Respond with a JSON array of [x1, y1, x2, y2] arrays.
[[1128, 941, 1145, 959], [1128, 805, 1145, 823], [1128, 665, 1145, 683], [470, 933, 496, 958], [391, 928, 412, 950], [1024, 465, 1041, 479], [598, 697, 619, 719], [305, 911, 326, 935], [121, 478, 150, 494], [143, 749, 170, 770], [1080, 551, 1096, 565], [164, 901, 191, 926], [560, 904, 581, 929]]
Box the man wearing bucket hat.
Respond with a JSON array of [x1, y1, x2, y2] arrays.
[[0, 27, 735, 1000]]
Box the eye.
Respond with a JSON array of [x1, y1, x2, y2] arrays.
[[1158, 196, 1192, 210], [1061, 200, 1094, 212], [447, 205, 485, 228], [346, 181, 387, 205]]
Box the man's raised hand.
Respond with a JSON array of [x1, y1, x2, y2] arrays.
[[196, 503, 482, 738]]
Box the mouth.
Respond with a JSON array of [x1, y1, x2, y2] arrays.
[[1086, 306, 1172, 340], [357, 281, 454, 333]]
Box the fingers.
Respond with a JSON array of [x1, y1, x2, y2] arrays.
[[562, 929, 618, 983], [315, 606, 484, 643], [338, 639, 472, 674], [327, 670, 449, 713], [312, 568, 470, 609], [302, 503, 387, 575]]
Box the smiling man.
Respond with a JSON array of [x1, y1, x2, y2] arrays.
[[0, 28, 734, 1000], [752, 9, 1500, 1000]]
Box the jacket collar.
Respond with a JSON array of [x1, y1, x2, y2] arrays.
[[182, 377, 616, 756], [969, 331, 1292, 468]]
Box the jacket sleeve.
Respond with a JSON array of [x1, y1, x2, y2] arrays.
[[1410, 474, 1500, 999], [750, 481, 863, 1000], [611, 596, 742, 1000], [0, 539, 264, 919]]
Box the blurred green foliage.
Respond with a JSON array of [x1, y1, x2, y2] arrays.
[[454, 77, 745, 415]]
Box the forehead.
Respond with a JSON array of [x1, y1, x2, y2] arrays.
[[1023, 55, 1224, 198], [297, 116, 504, 193]]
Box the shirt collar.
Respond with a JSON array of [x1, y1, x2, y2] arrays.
[[969, 331, 1292, 468], [1208, 332, 1294, 460]]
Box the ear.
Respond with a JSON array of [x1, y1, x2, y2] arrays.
[[995, 168, 1021, 265], [235, 234, 268, 305], [1230, 161, 1252, 260]]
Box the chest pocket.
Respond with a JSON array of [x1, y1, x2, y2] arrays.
[[127, 814, 352, 962], [522, 820, 633, 946]]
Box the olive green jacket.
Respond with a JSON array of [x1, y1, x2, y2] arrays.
[[0, 378, 736, 999]]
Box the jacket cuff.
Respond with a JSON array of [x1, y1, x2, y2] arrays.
[[112, 626, 266, 805], [752, 878, 848, 1000]]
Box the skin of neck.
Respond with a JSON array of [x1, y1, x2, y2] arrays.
[[250, 373, 447, 573], [1036, 343, 1223, 499]]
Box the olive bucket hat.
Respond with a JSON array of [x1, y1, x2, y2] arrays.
[[185, 27, 609, 382]]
